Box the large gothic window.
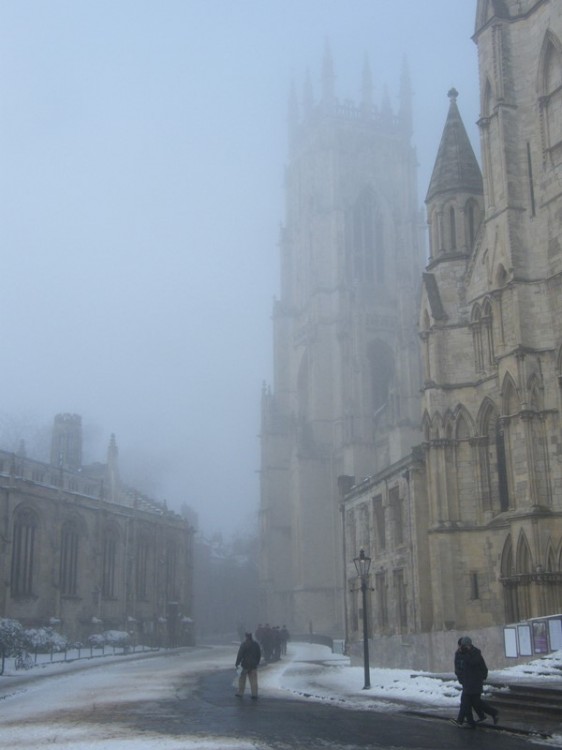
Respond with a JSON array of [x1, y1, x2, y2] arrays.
[[394, 569, 408, 633], [528, 374, 551, 506], [456, 410, 476, 522], [367, 340, 394, 417], [389, 486, 403, 545], [10, 508, 38, 597], [60, 521, 80, 597], [372, 494, 385, 552], [479, 401, 509, 514], [165, 540, 178, 602], [375, 571, 388, 631], [135, 535, 150, 601], [540, 34, 562, 165], [350, 189, 384, 283], [465, 198, 481, 247], [501, 536, 519, 622], [102, 528, 119, 599]]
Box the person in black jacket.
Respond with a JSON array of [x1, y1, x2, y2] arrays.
[[457, 636, 499, 727], [235, 632, 262, 700], [451, 638, 484, 726]]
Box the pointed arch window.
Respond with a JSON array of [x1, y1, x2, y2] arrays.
[[479, 403, 509, 513], [60, 521, 80, 597], [456, 410, 477, 522], [482, 299, 495, 367], [503, 376, 519, 417], [10, 508, 38, 597], [165, 540, 178, 602], [102, 528, 119, 599], [471, 305, 484, 372], [496, 420, 509, 512], [350, 189, 384, 283], [540, 35, 562, 164], [500, 535, 521, 622], [448, 206, 457, 250], [136, 534, 151, 601], [372, 494, 385, 551], [465, 198, 481, 247], [367, 340, 395, 418]]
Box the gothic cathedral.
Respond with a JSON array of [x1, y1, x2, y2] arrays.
[[259, 46, 424, 636], [260, 0, 562, 670]]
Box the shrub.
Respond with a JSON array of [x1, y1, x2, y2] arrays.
[[87, 630, 130, 648], [23, 627, 68, 653], [0, 618, 25, 656]]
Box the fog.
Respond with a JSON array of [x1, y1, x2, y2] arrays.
[[0, 1, 480, 537]]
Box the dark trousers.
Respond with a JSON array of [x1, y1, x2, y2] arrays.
[[458, 691, 483, 725], [465, 691, 498, 722]]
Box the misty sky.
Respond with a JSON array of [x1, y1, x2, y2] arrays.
[[0, 1, 480, 537]]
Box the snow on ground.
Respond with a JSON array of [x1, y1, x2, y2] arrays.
[[263, 642, 562, 711], [1, 642, 562, 748]]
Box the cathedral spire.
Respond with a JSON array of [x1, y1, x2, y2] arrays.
[[303, 68, 314, 117], [399, 56, 413, 136], [381, 85, 393, 123], [361, 55, 374, 113], [321, 40, 336, 105], [426, 89, 483, 202], [288, 78, 299, 144]]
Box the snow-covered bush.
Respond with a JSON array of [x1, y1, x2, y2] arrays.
[[87, 630, 130, 648], [0, 619, 69, 655], [0, 618, 25, 656], [23, 627, 68, 653]]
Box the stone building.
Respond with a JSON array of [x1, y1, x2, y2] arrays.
[[261, 0, 562, 670], [0, 413, 195, 646], [259, 46, 424, 637], [342, 0, 562, 670]]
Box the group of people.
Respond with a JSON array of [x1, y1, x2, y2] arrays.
[[255, 623, 290, 662], [235, 626, 500, 721], [234, 624, 291, 700], [451, 636, 500, 728]]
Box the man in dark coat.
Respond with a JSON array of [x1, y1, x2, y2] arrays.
[[457, 636, 499, 727], [451, 637, 484, 726], [235, 632, 262, 699]]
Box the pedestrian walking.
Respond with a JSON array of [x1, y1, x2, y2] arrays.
[[454, 636, 499, 728], [449, 637, 484, 726], [235, 632, 261, 700]]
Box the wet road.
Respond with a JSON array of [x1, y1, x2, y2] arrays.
[[0, 649, 548, 749], [152, 667, 540, 749]]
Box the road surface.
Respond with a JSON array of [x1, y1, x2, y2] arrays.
[[0, 646, 544, 749]]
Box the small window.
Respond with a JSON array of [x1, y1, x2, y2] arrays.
[[470, 572, 480, 600]]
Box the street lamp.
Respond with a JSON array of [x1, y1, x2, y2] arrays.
[[353, 548, 371, 689]]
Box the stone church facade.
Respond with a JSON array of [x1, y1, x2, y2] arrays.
[[259, 47, 424, 636], [0, 414, 195, 646], [260, 0, 562, 670]]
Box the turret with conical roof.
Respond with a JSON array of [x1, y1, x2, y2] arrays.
[[425, 89, 484, 261]]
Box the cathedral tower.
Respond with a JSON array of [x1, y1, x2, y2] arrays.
[[260, 50, 424, 635], [50, 413, 82, 471]]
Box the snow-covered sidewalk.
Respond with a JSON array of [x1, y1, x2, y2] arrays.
[[263, 642, 562, 711]]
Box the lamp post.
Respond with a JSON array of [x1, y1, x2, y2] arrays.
[[353, 548, 371, 689]]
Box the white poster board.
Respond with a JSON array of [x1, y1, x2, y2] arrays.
[[503, 627, 518, 658], [548, 618, 562, 651], [518, 624, 532, 656]]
